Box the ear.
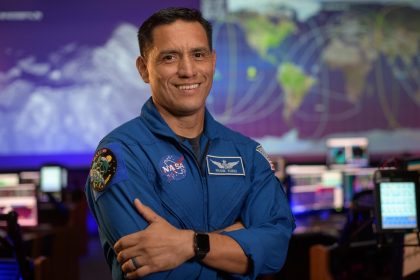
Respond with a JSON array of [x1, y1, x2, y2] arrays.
[[136, 56, 149, 83]]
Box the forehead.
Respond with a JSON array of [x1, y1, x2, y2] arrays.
[[150, 20, 210, 53]]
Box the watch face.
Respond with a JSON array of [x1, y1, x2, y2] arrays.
[[196, 233, 210, 252], [194, 232, 210, 262]]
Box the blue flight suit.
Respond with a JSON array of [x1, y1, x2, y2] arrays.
[[85, 98, 295, 279]]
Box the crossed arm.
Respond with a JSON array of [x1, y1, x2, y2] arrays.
[[113, 199, 249, 279]]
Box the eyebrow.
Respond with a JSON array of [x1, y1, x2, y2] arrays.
[[158, 46, 211, 56], [191, 46, 211, 52]]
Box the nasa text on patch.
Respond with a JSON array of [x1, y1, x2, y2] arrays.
[[206, 155, 245, 176], [159, 154, 187, 182]]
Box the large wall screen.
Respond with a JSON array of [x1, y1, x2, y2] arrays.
[[204, 0, 420, 158], [1, 0, 419, 169]]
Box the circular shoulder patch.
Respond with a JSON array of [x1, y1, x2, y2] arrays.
[[90, 148, 117, 192]]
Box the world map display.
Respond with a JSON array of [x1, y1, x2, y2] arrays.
[[0, 0, 419, 168], [204, 0, 420, 158]]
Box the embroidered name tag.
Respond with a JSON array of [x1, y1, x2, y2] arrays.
[[206, 155, 245, 176]]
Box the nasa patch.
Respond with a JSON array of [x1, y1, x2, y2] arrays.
[[90, 148, 117, 192], [159, 154, 187, 182]]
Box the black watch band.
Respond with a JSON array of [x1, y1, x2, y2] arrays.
[[194, 232, 210, 261]]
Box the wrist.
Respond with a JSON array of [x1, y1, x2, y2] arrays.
[[183, 230, 196, 260]]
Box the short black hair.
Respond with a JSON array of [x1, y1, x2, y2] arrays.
[[137, 7, 213, 58]]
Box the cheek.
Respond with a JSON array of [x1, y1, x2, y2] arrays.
[[150, 77, 171, 98], [153, 71, 172, 87], [148, 71, 162, 86]]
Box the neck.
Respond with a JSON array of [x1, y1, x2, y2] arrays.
[[159, 109, 205, 139]]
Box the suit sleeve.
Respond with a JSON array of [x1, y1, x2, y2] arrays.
[[221, 145, 296, 279], [85, 142, 200, 280]]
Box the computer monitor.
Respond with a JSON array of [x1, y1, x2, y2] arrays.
[[343, 168, 376, 208], [286, 165, 343, 214], [39, 165, 67, 202], [0, 183, 38, 227], [406, 157, 420, 172], [0, 173, 19, 187], [19, 171, 40, 185], [326, 137, 369, 168], [374, 170, 419, 233]]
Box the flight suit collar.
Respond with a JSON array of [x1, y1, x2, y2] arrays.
[[140, 97, 221, 142]]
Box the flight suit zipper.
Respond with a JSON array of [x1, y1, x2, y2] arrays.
[[178, 139, 211, 232]]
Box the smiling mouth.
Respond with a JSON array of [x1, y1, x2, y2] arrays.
[[177, 83, 199, 90]]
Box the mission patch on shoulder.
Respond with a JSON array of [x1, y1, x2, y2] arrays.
[[90, 148, 117, 192], [256, 145, 275, 171]]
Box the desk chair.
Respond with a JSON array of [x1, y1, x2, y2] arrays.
[[0, 211, 33, 279], [0, 211, 51, 280], [310, 239, 403, 280], [310, 190, 404, 280]]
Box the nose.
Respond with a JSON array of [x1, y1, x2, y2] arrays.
[[177, 56, 196, 78]]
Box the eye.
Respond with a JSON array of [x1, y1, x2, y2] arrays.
[[161, 53, 177, 62], [193, 51, 209, 60]]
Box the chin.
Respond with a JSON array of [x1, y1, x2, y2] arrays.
[[173, 105, 203, 116], [177, 100, 204, 110]]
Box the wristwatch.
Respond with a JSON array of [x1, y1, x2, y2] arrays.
[[194, 232, 210, 261]]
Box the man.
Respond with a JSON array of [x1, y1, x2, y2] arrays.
[[86, 7, 295, 280]]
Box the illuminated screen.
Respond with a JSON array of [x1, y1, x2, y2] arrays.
[[326, 138, 369, 168], [19, 171, 40, 185], [287, 165, 343, 214], [0, 0, 199, 169], [0, 173, 19, 187], [407, 158, 420, 172], [343, 168, 376, 207], [206, 0, 420, 159], [1, 0, 420, 170], [379, 182, 418, 230], [0, 184, 38, 227], [40, 166, 65, 192]]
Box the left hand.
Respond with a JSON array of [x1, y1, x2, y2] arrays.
[[114, 199, 195, 279]]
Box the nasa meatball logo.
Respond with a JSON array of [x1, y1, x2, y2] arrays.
[[159, 154, 187, 182]]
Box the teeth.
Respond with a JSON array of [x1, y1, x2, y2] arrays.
[[178, 84, 199, 90]]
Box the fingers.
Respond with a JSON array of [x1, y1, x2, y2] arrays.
[[121, 257, 138, 274], [124, 265, 153, 279], [121, 255, 156, 279], [122, 257, 141, 272], [134, 198, 160, 224], [115, 199, 168, 278], [114, 233, 139, 255], [121, 256, 150, 279], [114, 199, 159, 254]]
